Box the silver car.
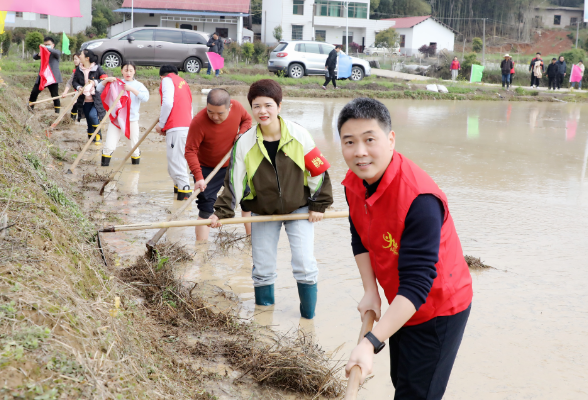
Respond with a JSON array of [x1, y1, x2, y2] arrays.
[[268, 40, 371, 81], [81, 27, 211, 73]]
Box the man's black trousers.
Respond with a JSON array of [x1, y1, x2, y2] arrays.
[[389, 303, 471, 400], [323, 67, 336, 88], [29, 82, 60, 111]]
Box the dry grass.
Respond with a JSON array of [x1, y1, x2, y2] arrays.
[[120, 243, 345, 398], [465, 255, 493, 270]]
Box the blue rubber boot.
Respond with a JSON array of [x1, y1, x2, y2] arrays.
[[254, 284, 275, 306], [297, 282, 318, 320]]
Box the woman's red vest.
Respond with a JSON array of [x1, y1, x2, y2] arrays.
[[159, 73, 193, 131], [342, 151, 473, 326]]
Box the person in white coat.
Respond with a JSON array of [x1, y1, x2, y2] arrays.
[[97, 61, 149, 166]]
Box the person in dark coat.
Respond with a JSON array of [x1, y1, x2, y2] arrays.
[[528, 52, 544, 87], [28, 36, 62, 114], [555, 56, 567, 90], [500, 54, 514, 89], [322, 44, 342, 90], [546, 58, 558, 90], [72, 49, 107, 143], [206, 33, 224, 77]]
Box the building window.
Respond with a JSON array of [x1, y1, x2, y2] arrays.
[[149, 13, 155, 17], [40, 14, 48, 19], [399, 35, 406, 48], [15, 12, 23, 18], [315, 1, 367, 18], [292, 25, 303, 40], [293, 0, 304, 15], [554, 15, 561, 25], [216, 28, 229, 38], [316, 30, 326, 41], [571, 17, 578, 26], [342, 31, 353, 46]]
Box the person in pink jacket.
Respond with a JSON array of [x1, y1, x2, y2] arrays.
[[450, 57, 460, 81]]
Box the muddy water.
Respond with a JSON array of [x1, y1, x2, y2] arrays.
[[94, 95, 588, 399]]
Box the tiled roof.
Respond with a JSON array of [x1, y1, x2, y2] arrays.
[[120, 0, 250, 13], [382, 16, 431, 29]]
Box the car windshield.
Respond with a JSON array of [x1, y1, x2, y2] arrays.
[[109, 28, 135, 40], [272, 43, 288, 52]]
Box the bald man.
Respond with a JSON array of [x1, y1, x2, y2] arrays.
[[185, 89, 253, 241]]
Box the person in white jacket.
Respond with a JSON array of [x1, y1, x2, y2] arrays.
[[96, 61, 149, 166]]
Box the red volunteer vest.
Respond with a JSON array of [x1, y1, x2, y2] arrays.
[[342, 151, 473, 326], [159, 73, 193, 131]]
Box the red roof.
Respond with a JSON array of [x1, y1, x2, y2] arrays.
[[121, 0, 250, 13], [382, 16, 431, 29]]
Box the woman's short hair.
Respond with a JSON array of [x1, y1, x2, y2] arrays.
[[247, 79, 282, 106], [159, 65, 178, 76], [121, 60, 137, 71], [82, 49, 98, 64], [337, 97, 391, 134]]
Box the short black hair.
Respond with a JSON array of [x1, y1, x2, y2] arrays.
[[44, 36, 55, 44], [536, 52, 541, 55], [580, 60, 583, 63], [247, 79, 282, 106], [159, 65, 178, 76], [213, 32, 219, 36], [335, 45, 342, 50], [81, 49, 98, 64], [207, 88, 231, 107], [552, 58, 557, 61], [337, 98, 391, 134]]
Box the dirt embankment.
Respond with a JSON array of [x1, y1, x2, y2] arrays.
[[0, 76, 344, 399]]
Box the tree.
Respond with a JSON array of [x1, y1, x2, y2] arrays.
[[25, 31, 44, 52], [273, 26, 283, 42], [0, 31, 12, 55], [372, 0, 430, 18], [251, 0, 262, 25], [242, 42, 254, 63], [472, 37, 483, 53], [461, 53, 481, 79], [375, 28, 398, 48]]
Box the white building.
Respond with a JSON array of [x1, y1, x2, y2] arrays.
[[262, 0, 396, 49], [112, 0, 250, 44], [382, 16, 457, 56], [3, 0, 92, 34]]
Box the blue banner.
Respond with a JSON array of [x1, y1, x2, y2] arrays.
[[337, 55, 353, 79]]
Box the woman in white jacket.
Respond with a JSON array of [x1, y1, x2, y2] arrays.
[[97, 61, 149, 166]]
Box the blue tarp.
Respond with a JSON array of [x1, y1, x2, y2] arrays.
[[337, 55, 353, 79]]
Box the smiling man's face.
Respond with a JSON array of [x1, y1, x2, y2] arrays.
[[340, 118, 395, 184]]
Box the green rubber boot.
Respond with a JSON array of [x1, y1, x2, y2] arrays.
[[297, 282, 317, 320], [254, 284, 275, 306]]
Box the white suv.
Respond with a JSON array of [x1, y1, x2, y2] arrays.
[[268, 41, 371, 81]]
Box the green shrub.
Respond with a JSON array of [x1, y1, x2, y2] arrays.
[[226, 41, 242, 61], [472, 37, 483, 53], [24, 31, 44, 52], [12, 27, 47, 44], [0, 30, 11, 55], [461, 53, 481, 79], [253, 41, 271, 64], [242, 42, 254, 62]]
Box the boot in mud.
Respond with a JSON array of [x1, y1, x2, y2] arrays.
[[94, 133, 102, 144], [70, 112, 77, 121], [174, 185, 178, 194], [177, 185, 192, 200], [297, 282, 317, 319], [254, 284, 275, 306], [131, 152, 141, 165], [101, 154, 111, 167], [54, 106, 60, 114]]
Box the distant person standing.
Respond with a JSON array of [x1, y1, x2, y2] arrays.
[[156, 65, 194, 200], [546, 58, 558, 90], [28, 36, 62, 114], [322, 45, 342, 90], [509, 56, 516, 85], [206, 33, 224, 77], [500, 54, 513, 89], [529, 52, 544, 87], [450, 56, 460, 81], [555, 56, 567, 90], [571, 60, 584, 90]]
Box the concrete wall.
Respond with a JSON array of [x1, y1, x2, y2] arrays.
[[534, 8, 583, 28], [411, 19, 454, 52], [262, 0, 283, 44], [5, 0, 92, 34]]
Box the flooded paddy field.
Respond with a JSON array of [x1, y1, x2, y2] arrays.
[[58, 96, 588, 399]]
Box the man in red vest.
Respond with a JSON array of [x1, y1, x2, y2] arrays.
[[156, 65, 193, 200], [340, 98, 472, 399]]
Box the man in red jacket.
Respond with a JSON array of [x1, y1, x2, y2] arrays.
[[185, 89, 253, 241], [340, 98, 472, 399]]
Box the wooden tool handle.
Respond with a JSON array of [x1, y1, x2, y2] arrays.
[[343, 310, 377, 400], [30, 91, 76, 105], [67, 89, 125, 174], [145, 149, 233, 250], [101, 210, 349, 232]]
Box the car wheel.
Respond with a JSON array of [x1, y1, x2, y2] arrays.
[[350, 66, 364, 81], [103, 52, 122, 69], [184, 57, 201, 74], [288, 63, 304, 79]]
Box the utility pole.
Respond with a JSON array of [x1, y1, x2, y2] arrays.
[[264, 11, 267, 43], [345, 0, 349, 53], [48, 15, 50, 32], [70, 17, 73, 35], [312, 3, 316, 41], [576, 20, 580, 48], [482, 18, 486, 66], [131, 0, 134, 28]]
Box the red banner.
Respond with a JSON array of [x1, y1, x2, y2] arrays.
[[38, 45, 55, 91], [101, 79, 131, 139]]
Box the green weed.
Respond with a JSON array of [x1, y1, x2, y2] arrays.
[[0, 301, 17, 318]]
